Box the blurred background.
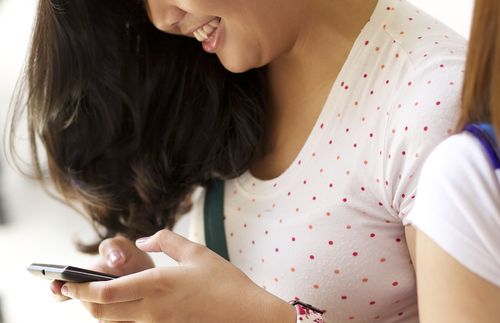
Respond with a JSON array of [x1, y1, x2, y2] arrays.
[[0, 0, 473, 322]]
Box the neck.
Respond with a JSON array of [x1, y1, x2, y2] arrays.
[[266, 0, 378, 142], [251, 0, 377, 178]]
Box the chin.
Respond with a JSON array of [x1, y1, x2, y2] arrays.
[[217, 52, 263, 74], [219, 58, 253, 73]]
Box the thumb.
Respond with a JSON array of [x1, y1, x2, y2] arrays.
[[135, 229, 194, 263]]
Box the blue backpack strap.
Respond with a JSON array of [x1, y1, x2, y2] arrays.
[[464, 124, 500, 170]]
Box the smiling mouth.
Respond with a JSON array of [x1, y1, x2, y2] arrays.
[[192, 18, 221, 42]]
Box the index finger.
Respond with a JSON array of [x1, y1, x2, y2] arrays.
[[61, 270, 148, 304]]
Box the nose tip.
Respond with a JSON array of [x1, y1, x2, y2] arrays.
[[148, 6, 187, 33]]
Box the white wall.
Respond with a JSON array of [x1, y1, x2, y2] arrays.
[[409, 0, 474, 38]]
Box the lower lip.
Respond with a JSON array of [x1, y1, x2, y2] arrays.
[[202, 21, 223, 54]]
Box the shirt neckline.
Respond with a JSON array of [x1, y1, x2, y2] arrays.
[[233, 0, 393, 198]]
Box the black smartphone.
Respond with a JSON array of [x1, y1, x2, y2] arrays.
[[27, 263, 119, 283]]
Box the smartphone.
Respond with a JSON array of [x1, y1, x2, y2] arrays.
[[27, 263, 119, 283]]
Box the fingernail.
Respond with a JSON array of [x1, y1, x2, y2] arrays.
[[107, 250, 125, 267], [136, 236, 150, 244], [61, 285, 70, 297], [50, 284, 57, 294]]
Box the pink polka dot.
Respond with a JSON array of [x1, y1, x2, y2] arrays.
[[370, 301, 376, 305], [341, 295, 348, 300], [310, 255, 315, 260], [275, 248, 279, 252], [342, 198, 348, 203], [370, 233, 376, 238], [364, 40, 370, 45], [313, 284, 320, 289], [436, 101, 441, 106], [328, 240, 334, 245], [352, 252, 359, 257], [392, 281, 399, 286], [291, 236, 296, 242]]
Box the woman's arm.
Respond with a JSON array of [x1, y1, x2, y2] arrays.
[[406, 225, 500, 322]]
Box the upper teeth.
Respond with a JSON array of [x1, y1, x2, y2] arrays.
[[193, 18, 220, 42]]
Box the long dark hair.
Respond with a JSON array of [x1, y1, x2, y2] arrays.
[[9, 0, 268, 252]]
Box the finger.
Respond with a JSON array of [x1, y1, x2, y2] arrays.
[[50, 280, 70, 301], [81, 300, 141, 321], [61, 272, 148, 304], [99, 236, 131, 268], [136, 229, 197, 263], [96, 236, 155, 276]]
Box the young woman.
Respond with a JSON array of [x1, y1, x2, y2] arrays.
[[10, 0, 466, 321], [407, 0, 500, 321]]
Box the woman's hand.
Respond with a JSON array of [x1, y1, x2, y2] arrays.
[[51, 235, 155, 300], [59, 229, 296, 323]]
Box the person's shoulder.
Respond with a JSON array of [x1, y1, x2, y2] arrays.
[[382, 0, 467, 68]]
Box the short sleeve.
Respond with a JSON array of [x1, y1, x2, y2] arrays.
[[407, 133, 500, 287], [381, 52, 464, 223]]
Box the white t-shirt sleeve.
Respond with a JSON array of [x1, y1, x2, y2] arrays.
[[408, 133, 500, 287]]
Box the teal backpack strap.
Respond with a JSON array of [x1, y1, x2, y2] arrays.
[[204, 179, 230, 261]]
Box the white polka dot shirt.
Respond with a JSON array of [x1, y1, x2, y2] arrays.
[[189, 0, 467, 321]]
